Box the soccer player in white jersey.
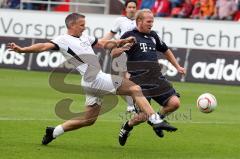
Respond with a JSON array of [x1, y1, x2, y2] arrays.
[[104, 0, 137, 39], [8, 13, 177, 145], [104, 0, 137, 113]]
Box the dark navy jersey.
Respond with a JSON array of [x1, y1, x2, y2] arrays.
[[120, 29, 175, 99], [120, 29, 168, 62]]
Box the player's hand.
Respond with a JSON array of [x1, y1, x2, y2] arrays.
[[126, 36, 136, 44], [7, 43, 23, 53], [177, 66, 186, 75], [119, 36, 136, 47], [121, 42, 133, 51], [111, 43, 133, 58]]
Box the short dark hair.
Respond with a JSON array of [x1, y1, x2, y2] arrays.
[[125, 0, 137, 8], [65, 13, 85, 29]]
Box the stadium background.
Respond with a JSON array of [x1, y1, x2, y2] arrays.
[[0, 1, 240, 159]]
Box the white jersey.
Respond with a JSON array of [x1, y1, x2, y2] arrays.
[[111, 16, 136, 37], [110, 16, 136, 74], [51, 33, 123, 106], [51, 34, 101, 82]]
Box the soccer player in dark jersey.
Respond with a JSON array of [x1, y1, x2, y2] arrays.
[[111, 9, 186, 146]]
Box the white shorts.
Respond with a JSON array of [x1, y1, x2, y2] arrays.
[[81, 71, 123, 106]]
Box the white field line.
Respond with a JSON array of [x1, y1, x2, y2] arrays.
[[0, 117, 240, 124]]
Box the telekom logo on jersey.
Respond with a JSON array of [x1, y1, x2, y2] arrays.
[[140, 43, 148, 52], [140, 43, 156, 53]]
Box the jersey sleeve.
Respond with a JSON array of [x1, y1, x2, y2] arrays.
[[49, 41, 60, 50], [110, 17, 121, 34], [120, 31, 131, 39], [151, 31, 168, 53], [84, 34, 98, 46], [51, 35, 68, 51]]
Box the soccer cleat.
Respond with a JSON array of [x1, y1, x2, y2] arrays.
[[148, 120, 177, 138], [119, 122, 133, 146], [147, 121, 164, 138], [42, 127, 55, 145], [152, 120, 177, 132], [153, 127, 164, 137]]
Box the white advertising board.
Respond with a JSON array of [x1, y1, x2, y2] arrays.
[[0, 9, 239, 51]]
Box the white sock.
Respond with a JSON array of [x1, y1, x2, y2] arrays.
[[53, 125, 64, 138], [148, 113, 163, 124], [125, 96, 134, 106]]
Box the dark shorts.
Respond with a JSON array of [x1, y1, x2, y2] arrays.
[[130, 72, 180, 107], [133, 86, 180, 113], [138, 76, 180, 107], [146, 88, 180, 106]]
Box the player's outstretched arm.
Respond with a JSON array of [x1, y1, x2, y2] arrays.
[[164, 49, 186, 75], [118, 36, 136, 47], [111, 43, 133, 58], [102, 32, 116, 40], [95, 36, 136, 49], [7, 42, 55, 53]]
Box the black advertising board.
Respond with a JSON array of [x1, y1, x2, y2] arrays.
[[186, 49, 240, 85], [158, 48, 187, 81], [1, 37, 239, 85], [0, 37, 31, 70]]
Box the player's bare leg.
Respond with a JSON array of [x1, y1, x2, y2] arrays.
[[42, 104, 101, 145], [116, 79, 155, 116], [160, 96, 180, 117], [62, 104, 101, 131], [117, 79, 177, 146]]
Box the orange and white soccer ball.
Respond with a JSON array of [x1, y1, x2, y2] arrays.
[[197, 93, 217, 113]]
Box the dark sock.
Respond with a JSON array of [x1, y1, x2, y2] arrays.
[[157, 112, 166, 119], [124, 121, 133, 131]]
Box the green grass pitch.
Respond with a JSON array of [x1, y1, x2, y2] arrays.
[[1, 68, 240, 159]]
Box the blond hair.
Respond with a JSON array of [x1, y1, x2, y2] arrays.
[[135, 9, 153, 26]]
